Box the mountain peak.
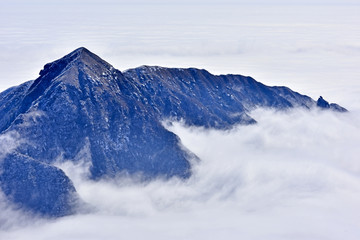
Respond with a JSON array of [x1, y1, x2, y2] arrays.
[[61, 47, 94, 62], [72, 46, 89, 54], [66, 47, 105, 63], [20, 47, 121, 118], [39, 47, 113, 78], [317, 96, 348, 112], [317, 96, 330, 109]]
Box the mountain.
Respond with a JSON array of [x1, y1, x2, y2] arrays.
[[0, 47, 347, 217]]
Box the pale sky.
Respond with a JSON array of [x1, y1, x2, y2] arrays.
[[0, 0, 360, 103], [1, 0, 359, 110]]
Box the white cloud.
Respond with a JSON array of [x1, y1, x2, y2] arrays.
[[2, 108, 360, 239], [0, 131, 21, 160]]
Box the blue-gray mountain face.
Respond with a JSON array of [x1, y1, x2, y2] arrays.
[[0, 47, 347, 217], [0, 153, 78, 217]]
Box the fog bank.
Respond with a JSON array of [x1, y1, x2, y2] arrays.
[[1, 108, 360, 239]]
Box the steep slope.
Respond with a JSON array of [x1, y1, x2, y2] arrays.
[[0, 47, 347, 217]]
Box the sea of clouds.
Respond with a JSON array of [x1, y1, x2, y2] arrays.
[[1, 108, 360, 239]]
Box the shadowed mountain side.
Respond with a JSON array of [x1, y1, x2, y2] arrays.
[[0, 153, 79, 217]]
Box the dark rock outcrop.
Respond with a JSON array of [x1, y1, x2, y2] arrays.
[[317, 96, 347, 112]]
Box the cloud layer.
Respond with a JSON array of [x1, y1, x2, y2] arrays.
[[1, 108, 360, 239]]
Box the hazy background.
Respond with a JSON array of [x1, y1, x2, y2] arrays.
[[1, 0, 360, 239], [1, 0, 360, 108]]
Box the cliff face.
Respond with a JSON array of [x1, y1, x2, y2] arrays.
[[0, 47, 347, 217]]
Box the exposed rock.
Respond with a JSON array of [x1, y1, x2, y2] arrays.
[[317, 96, 347, 112]]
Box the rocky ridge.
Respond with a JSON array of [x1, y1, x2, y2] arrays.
[[0, 47, 347, 217]]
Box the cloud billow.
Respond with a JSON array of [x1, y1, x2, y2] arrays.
[[1, 108, 360, 239]]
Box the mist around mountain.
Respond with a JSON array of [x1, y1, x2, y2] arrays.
[[1, 108, 360, 240], [0, 47, 348, 218]]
